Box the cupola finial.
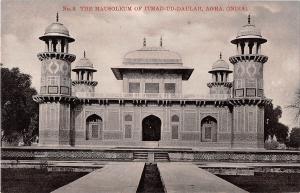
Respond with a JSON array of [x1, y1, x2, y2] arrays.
[[160, 36, 163, 47], [143, 37, 146, 47], [248, 14, 251, 24], [56, 12, 59, 22], [219, 52, 222, 59]]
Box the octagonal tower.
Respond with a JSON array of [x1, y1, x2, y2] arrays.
[[33, 13, 76, 146], [229, 15, 269, 148]]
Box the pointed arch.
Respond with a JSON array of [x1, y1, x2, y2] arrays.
[[124, 114, 133, 122], [201, 116, 217, 142], [171, 115, 180, 122], [142, 115, 161, 141], [86, 114, 103, 140], [171, 114, 180, 139]]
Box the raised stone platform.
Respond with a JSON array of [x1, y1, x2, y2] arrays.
[[2, 146, 300, 163], [157, 162, 248, 193]]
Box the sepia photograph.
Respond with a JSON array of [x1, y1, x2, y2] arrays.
[[1, 0, 300, 192]]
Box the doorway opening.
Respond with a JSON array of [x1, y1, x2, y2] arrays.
[[142, 115, 161, 141]]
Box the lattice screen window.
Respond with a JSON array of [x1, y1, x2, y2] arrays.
[[145, 83, 159, 93], [165, 83, 176, 93], [171, 125, 179, 139], [91, 125, 99, 138], [125, 125, 132, 138], [205, 127, 212, 139], [129, 82, 140, 93]]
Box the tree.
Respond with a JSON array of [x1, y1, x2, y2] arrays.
[[264, 102, 289, 143], [1, 67, 39, 145], [288, 127, 300, 148], [287, 88, 300, 125]]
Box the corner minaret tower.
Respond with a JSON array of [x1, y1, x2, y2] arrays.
[[207, 52, 232, 97], [33, 13, 76, 146], [229, 15, 268, 98], [229, 15, 269, 148], [72, 51, 98, 97]]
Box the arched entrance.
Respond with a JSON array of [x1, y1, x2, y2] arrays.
[[201, 116, 217, 142], [142, 115, 161, 141], [86, 114, 103, 140]]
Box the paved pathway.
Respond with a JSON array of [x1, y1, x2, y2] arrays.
[[51, 162, 144, 193], [158, 162, 248, 193]]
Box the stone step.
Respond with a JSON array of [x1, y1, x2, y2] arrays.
[[154, 152, 169, 162], [133, 152, 148, 161]]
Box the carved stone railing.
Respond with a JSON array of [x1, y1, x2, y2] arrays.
[[72, 92, 231, 100]]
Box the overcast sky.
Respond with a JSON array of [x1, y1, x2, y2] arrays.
[[2, 0, 300, 128]]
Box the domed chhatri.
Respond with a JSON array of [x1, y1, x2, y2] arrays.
[[73, 51, 96, 71], [39, 12, 75, 43], [123, 37, 183, 66], [72, 51, 98, 95], [231, 14, 267, 44], [209, 52, 232, 72], [207, 53, 232, 96]]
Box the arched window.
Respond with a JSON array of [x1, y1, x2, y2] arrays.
[[201, 116, 217, 142], [124, 114, 132, 122], [171, 115, 180, 139], [171, 115, 179, 122], [86, 114, 103, 140], [124, 114, 133, 139]]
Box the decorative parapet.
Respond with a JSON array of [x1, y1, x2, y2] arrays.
[[123, 58, 182, 65], [37, 52, 76, 63], [229, 54, 268, 64], [32, 95, 77, 104], [72, 80, 98, 86], [73, 92, 231, 100], [207, 82, 233, 88], [228, 97, 272, 106]]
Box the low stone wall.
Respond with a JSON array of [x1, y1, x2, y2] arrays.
[[1, 147, 300, 163], [1, 148, 133, 161], [168, 151, 300, 163]]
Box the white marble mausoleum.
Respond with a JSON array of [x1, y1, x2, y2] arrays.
[[33, 15, 270, 148]]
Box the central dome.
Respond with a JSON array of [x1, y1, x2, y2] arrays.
[[123, 46, 183, 65]]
